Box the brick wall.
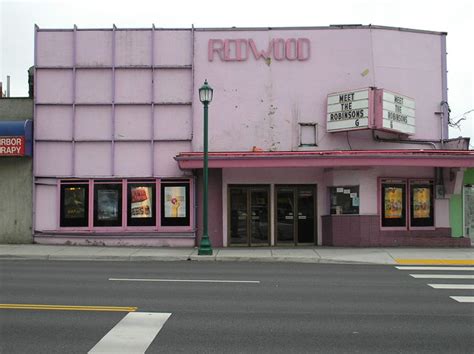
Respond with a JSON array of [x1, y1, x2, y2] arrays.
[[322, 215, 470, 247]]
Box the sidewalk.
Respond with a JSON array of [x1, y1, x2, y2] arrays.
[[0, 244, 472, 265]]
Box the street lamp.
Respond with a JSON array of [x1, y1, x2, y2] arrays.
[[198, 79, 213, 255]]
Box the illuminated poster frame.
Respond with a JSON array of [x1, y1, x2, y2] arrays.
[[127, 183, 156, 227], [94, 183, 122, 227], [381, 179, 407, 228], [161, 182, 190, 227], [60, 183, 89, 227], [410, 180, 434, 227]]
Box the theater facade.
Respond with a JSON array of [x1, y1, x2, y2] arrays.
[[33, 24, 473, 247]]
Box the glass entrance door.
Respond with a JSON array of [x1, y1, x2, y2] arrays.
[[229, 188, 248, 245], [250, 189, 269, 244], [297, 187, 315, 243], [229, 186, 270, 246], [276, 185, 316, 245], [276, 188, 295, 243]]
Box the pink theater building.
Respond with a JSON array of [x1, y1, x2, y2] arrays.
[[33, 24, 473, 247]]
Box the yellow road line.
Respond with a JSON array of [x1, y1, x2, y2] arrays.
[[0, 304, 137, 312], [395, 259, 474, 265]]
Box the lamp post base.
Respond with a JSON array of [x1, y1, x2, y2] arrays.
[[198, 235, 213, 255]]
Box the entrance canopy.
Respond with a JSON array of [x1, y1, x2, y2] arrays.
[[176, 150, 474, 169]]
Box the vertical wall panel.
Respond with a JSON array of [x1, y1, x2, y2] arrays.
[[75, 142, 112, 176], [154, 69, 192, 102], [154, 142, 191, 177], [35, 184, 57, 230], [35, 142, 73, 176], [115, 105, 152, 140], [115, 69, 152, 103], [154, 30, 192, 66], [154, 105, 192, 140], [37, 31, 74, 66], [76, 69, 113, 103], [115, 30, 152, 66], [76, 30, 113, 66], [36, 69, 74, 103], [36, 106, 73, 140], [114, 142, 152, 176], [75, 106, 112, 140]]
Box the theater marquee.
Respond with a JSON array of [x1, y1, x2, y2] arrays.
[[326, 89, 371, 132], [327, 88, 416, 135]]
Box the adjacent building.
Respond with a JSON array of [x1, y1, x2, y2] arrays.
[[33, 24, 473, 247], [0, 96, 33, 243]]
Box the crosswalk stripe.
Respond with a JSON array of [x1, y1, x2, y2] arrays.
[[396, 266, 474, 271], [395, 259, 474, 265], [88, 312, 171, 353], [428, 284, 474, 289], [450, 296, 474, 303], [409, 274, 474, 279]]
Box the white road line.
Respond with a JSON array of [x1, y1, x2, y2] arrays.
[[450, 296, 474, 303], [396, 266, 474, 271], [428, 284, 474, 289], [409, 274, 474, 279], [109, 278, 261, 284], [88, 312, 171, 353]]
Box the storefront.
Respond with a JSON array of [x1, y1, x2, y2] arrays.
[[33, 24, 473, 247]]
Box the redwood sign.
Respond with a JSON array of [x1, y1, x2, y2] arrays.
[[208, 38, 311, 62], [0, 136, 25, 156]]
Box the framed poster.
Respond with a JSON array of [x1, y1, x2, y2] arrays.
[[384, 187, 403, 219], [60, 183, 89, 227], [127, 183, 156, 226], [381, 180, 406, 227], [161, 182, 190, 226], [94, 184, 122, 227], [164, 186, 186, 218], [410, 181, 434, 227]]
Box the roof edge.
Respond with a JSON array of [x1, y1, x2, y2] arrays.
[[34, 24, 447, 36]]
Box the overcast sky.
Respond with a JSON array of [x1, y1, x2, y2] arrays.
[[1, 0, 472, 143]]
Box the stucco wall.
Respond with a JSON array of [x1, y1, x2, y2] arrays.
[[0, 98, 33, 243], [193, 28, 445, 152]]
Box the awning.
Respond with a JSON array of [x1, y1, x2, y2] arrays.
[[175, 150, 474, 169], [0, 120, 33, 157]]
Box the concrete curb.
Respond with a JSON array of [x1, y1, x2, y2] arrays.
[[0, 245, 472, 265]]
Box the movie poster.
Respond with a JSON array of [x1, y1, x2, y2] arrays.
[[164, 186, 186, 218], [64, 187, 86, 219], [130, 186, 152, 218], [413, 187, 430, 219], [97, 189, 119, 221], [384, 187, 403, 219]]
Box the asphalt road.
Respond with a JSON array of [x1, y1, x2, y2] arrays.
[[0, 260, 473, 353]]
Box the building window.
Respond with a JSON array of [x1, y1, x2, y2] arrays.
[[299, 123, 317, 146], [329, 186, 359, 215], [60, 183, 89, 227], [94, 183, 122, 227], [161, 182, 190, 226], [127, 182, 156, 227], [410, 180, 434, 227], [381, 179, 407, 228]]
